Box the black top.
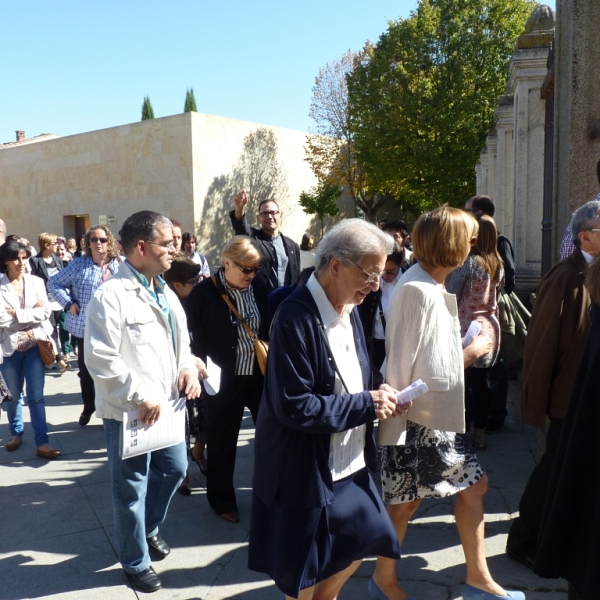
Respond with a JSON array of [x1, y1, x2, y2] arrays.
[[498, 234, 515, 293], [184, 270, 269, 393], [229, 210, 301, 293], [29, 254, 65, 285]]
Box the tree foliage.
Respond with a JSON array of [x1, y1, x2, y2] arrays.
[[305, 51, 391, 222], [184, 88, 198, 112], [299, 182, 342, 238], [141, 95, 155, 120], [347, 0, 536, 213]]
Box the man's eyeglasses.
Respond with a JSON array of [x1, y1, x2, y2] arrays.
[[350, 261, 384, 284], [90, 237, 109, 244], [144, 239, 176, 249], [234, 261, 260, 275], [258, 210, 280, 218]]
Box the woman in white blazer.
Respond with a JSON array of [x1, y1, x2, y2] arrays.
[[0, 239, 60, 458], [370, 207, 525, 600]]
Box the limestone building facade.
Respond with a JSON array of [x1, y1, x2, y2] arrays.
[[0, 112, 344, 265]]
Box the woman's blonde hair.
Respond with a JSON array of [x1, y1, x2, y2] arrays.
[[84, 225, 120, 260], [221, 235, 261, 266], [472, 214, 503, 280], [412, 206, 478, 268], [38, 232, 57, 252]]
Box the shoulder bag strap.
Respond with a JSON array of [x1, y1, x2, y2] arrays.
[[211, 275, 258, 342], [376, 292, 387, 333]]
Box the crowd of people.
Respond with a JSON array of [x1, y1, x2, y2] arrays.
[[0, 186, 597, 600]]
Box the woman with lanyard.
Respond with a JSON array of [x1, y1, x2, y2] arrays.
[[48, 226, 120, 426], [29, 232, 71, 374]]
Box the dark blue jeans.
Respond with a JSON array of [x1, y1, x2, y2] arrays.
[[103, 418, 187, 574], [0, 346, 48, 446]]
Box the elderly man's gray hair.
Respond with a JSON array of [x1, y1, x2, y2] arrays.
[[570, 200, 600, 248], [315, 218, 395, 272]]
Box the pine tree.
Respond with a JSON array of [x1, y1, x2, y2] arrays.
[[184, 88, 198, 112], [141, 96, 155, 120]]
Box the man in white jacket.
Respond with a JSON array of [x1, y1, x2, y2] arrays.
[[85, 210, 200, 593]]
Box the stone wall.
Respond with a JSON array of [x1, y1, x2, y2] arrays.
[[475, 6, 555, 292], [0, 112, 351, 264]]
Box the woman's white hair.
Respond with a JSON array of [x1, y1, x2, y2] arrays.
[[315, 218, 394, 272]]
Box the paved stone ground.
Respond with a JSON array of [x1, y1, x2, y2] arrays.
[[0, 360, 567, 600]]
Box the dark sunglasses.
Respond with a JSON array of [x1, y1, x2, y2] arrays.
[[233, 261, 260, 275], [90, 237, 108, 244]]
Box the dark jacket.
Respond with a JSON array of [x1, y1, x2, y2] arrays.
[[519, 249, 591, 427], [229, 210, 301, 292], [358, 288, 382, 357], [498, 234, 516, 294], [252, 283, 382, 510], [184, 271, 269, 393], [29, 254, 65, 285], [534, 302, 600, 600]]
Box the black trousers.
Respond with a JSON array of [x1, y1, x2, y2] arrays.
[[204, 369, 263, 514], [464, 367, 491, 430], [73, 336, 95, 417], [371, 338, 386, 372], [507, 417, 563, 557]]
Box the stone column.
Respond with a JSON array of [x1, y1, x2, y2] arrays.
[[509, 9, 554, 290], [478, 149, 489, 195], [553, 0, 600, 260], [493, 96, 515, 239]]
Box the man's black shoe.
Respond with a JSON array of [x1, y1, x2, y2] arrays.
[[127, 566, 162, 593], [147, 533, 170, 560], [506, 545, 535, 570]]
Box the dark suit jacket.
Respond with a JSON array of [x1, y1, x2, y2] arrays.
[[229, 210, 300, 292], [498, 234, 516, 293], [535, 302, 600, 599], [184, 270, 269, 393], [519, 248, 591, 427], [29, 254, 64, 285], [252, 284, 382, 510]]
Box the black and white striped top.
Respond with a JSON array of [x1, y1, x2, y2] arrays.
[[219, 270, 261, 376]]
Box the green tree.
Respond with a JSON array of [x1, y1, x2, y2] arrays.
[[184, 88, 198, 112], [141, 95, 154, 120], [305, 50, 391, 222], [299, 182, 342, 238], [347, 0, 536, 213]]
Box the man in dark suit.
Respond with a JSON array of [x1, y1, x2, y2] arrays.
[[506, 199, 600, 569], [229, 190, 300, 293]]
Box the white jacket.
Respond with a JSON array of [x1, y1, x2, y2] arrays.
[[0, 274, 53, 360], [84, 262, 196, 421], [378, 264, 465, 446]]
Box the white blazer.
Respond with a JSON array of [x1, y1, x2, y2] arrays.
[[0, 273, 53, 359], [84, 262, 197, 421], [378, 264, 466, 446]]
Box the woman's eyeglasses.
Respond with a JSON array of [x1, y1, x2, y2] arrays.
[[90, 237, 108, 244], [234, 261, 260, 275]]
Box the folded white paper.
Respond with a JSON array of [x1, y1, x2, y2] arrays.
[[396, 379, 429, 406], [462, 320, 482, 348], [121, 396, 186, 459], [203, 356, 221, 396]]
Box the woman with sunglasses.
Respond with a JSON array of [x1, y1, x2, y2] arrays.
[[185, 235, 268, 523], [48, 226, 121, 426]]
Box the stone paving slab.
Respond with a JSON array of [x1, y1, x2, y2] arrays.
[[0, 367, 568, 599]]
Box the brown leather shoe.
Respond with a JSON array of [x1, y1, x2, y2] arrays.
[[36, 446, 61, 459], [6, 436, 22, 451], [218, 511, 240, 523]]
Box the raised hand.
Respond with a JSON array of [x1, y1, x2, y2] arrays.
[[233, 190, 248, 219]]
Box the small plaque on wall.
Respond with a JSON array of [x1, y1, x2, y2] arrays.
[[108, 214, 117, 224], [98, 215, 108, 225]]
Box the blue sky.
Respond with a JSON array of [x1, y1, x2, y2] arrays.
[[0, 1, 554, 143]]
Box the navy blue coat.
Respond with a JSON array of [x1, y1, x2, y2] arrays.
[[252, 283, 382, 510]]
